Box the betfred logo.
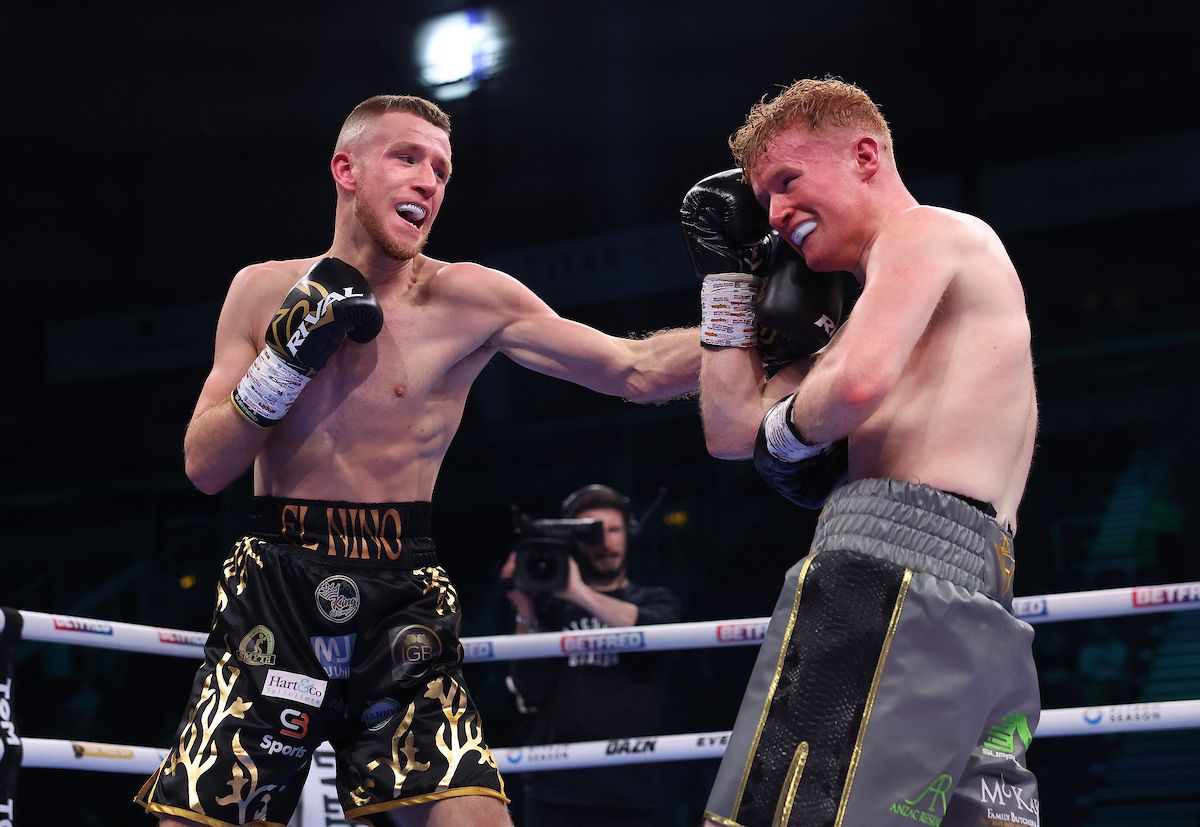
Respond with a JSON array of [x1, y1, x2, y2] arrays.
[[560, 631, 645, 654], [464, 641, 495, 661], [716, 622, 767, 643], [1132, 584, 1200, 607], [157, 629, 206, 647], [1012, 597, 1048, 619], [52, 618, 112, 635]]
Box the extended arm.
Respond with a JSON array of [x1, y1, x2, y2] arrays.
[[490, 276, 699, 402]]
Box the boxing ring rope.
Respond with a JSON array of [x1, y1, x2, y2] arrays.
[[6, 581, 1200, 777], [11, 582, 1200, 663]]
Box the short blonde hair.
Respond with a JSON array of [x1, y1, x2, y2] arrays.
[[730, 77, 893, 173], [336, 95, 451, 152]]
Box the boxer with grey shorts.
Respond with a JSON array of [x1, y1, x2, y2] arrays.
[[705, 479, 1040, 827]]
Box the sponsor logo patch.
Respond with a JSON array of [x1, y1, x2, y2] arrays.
[[390, 625, 442, 683], [315, 575, 360, 623], [260, 733, 309, 759], [279, 708, 310, 739], [262, 669, 328, 708], [889, 773, 954, 825], [361, 698, 403, 732], [311, 634, 356, 679], [237, 625, 277, 666]]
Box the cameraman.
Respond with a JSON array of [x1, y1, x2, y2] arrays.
[[501, 484, 682, 826]]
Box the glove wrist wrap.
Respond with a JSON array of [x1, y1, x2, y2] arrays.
[[763, 393, 831, 461], [231, 347, 312, 427], [701, 274, 760, 348]]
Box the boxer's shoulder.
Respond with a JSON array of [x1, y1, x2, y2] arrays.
[[227, 257, 322, 306], [422, 257, 545, 313]]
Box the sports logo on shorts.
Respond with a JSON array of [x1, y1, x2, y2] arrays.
[[315, 575, 360, 623], [236, 625, 277, 666], [389, 624, 442, 683], [279, 708, 310, 739]]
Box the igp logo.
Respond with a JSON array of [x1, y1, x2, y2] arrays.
[[389, 624, 442, 684]]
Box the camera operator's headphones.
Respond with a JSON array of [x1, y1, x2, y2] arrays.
[[560, 484, 640, 540]]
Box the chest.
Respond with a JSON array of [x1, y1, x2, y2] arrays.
[[293, 299, 493, 412]]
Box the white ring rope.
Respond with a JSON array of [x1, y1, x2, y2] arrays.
[[4, 581, 1198, 662], [20, 700, 1200, 774]]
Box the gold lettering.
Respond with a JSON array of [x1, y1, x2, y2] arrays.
[[382, 509, 403, 560], [348, 509, 363, 559], [327, 507, 347, 557], [281, 504, 301, 539]]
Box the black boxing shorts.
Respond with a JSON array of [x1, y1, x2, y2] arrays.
[[135, 497, 508, 827], [706, 478, 1040, 827]]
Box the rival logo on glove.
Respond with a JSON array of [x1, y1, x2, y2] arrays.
[[269, 283, 366, 361]]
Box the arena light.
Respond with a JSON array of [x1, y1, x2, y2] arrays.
[[414, 8, 507, 101]]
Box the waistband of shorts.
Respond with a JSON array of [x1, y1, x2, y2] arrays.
[[814, 478, 1016, 609], [249, 497, 437, 567]]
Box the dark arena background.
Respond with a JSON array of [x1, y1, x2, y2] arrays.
[[3, 1, 1199, 825]]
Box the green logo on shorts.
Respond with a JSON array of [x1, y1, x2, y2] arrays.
[[983, 711, 1033, 755], [889, 773, 953, 825]]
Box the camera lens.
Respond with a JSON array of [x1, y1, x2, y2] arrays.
[[528, 549, 560, 584]]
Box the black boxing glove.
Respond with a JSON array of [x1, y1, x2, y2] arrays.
[[681, 169, 774, 349], [755, 239, 845, 364], [232, 257, 384, 427], [754, 393, 847, 509]]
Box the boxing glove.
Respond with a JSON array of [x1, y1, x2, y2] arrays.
[[754, 393, 848, 509], [232, 258, 384, 426], [681, 169, 773, 349], [755, 239, 845, 363]]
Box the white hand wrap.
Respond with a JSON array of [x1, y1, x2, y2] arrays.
[[231, 347, 311, 426], [701, 274, 760, 348], [763, 393, 832, 462]]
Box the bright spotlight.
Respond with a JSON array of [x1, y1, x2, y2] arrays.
[[415, 8, 508, 101]]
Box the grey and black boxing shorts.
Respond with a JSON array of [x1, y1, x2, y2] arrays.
[[706, 478, 1040, 827], [136, 497, 508, 827]]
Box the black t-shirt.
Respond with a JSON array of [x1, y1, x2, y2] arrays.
[[508, 581, 682, 808]]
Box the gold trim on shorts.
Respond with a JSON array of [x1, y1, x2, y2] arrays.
[[703, 810, 749, 827], [731, 552, 818, 817], [774, 740, 810, 826], [343, 785, 511, 823], [135, 800, 286, 827], [832, 567, 912, 826]]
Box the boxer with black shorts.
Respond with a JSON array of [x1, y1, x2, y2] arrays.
[[136, 95, 699, 827], [688, 78, 1040, 826]]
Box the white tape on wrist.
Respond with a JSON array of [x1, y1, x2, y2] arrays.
[[232, 348, 311, 425], [763, 394, 831, 462], [701, 274, 760, 348]]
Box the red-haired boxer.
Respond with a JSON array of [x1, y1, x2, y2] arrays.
[[688, 78, 1040, 827]]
